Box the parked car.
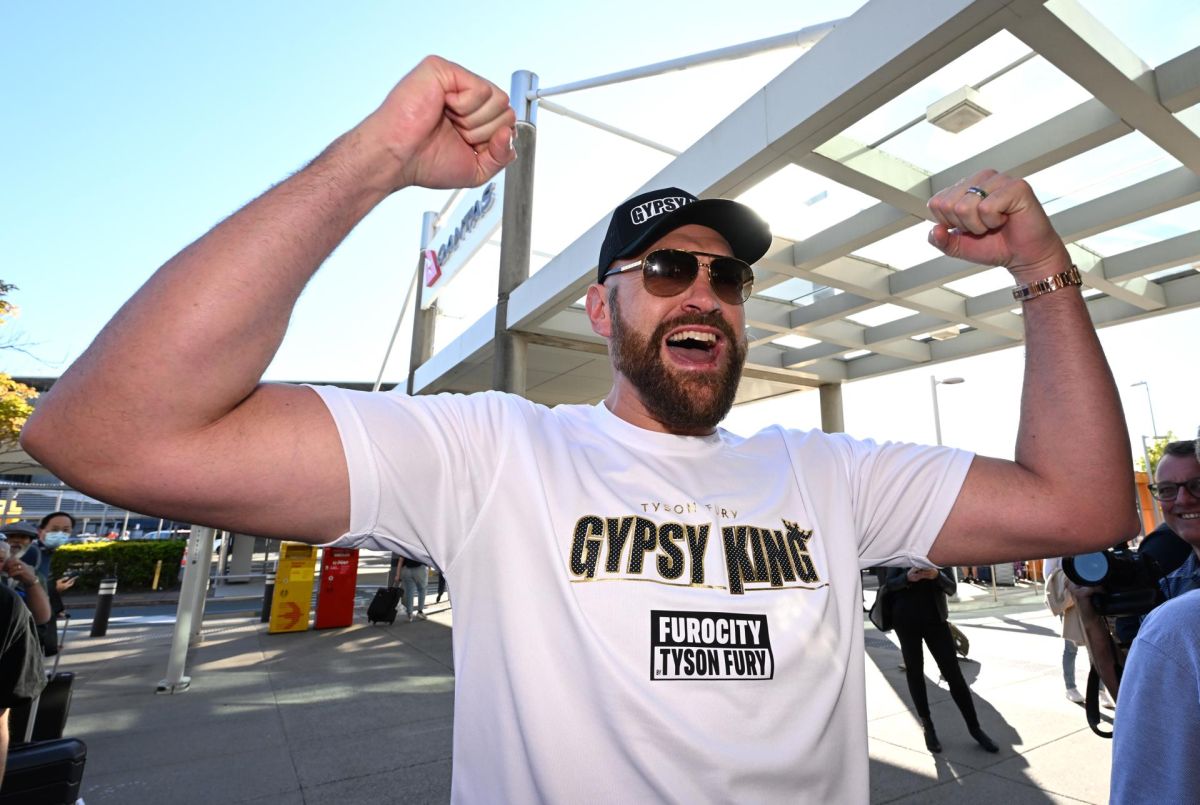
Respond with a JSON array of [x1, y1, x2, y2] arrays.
[[140, 529, 191, 541]]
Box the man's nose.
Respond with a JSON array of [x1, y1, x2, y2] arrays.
[[679, 263, 722, 311]]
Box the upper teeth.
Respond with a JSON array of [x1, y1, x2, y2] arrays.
[[1180, 513, 1200, 519], [669, 330, 716, 343]]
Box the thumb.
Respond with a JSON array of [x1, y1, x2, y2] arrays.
[[927, 223, 959, 257], [475, 123, 518, 183]]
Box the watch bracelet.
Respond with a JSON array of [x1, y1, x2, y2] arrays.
[[1011, 264, 1082, 302]]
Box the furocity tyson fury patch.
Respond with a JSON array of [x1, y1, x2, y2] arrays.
[[650, 611, 774, 681]]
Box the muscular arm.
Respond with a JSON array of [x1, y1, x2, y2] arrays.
[[925, 172, 1139, 566], [21, 56, 516, 544]]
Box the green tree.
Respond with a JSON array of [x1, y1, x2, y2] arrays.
[[1136, 431, 1177, 475], [0, 281, 37, 451]]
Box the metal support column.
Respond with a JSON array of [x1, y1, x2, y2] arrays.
[[189, 529, 218, 643], [228, 532, 254, 581], [818, 383, 844, 434], [158, 525, 216, 693], [214, 527, 231, 590], [407, 211, 439, 395], [493, 70, 538, 394]]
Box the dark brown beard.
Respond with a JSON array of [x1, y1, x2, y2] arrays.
[[608, 289, 746, 433]]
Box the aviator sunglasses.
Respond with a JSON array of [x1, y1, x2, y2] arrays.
[[602, 249, 755, 306]]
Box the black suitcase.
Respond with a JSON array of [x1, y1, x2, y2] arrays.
[[8, 672, 74, 743], [0, 738, 87, 804], [367, 586, 401, 624], [11, 615, 75, 744]]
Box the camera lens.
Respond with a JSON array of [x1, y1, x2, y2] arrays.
[[1070, 552, 1109, 584]]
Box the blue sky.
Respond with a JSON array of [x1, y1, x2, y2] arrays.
[[3, 1, 1196, 462]]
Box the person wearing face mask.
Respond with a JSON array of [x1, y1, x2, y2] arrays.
[[38, 512, 77, 624], [37, 511, 75, 580]]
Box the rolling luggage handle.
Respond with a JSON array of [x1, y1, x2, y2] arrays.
[[23, 614, 71, 744]]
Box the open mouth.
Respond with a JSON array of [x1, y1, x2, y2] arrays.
[[664, 328, 721, 367]]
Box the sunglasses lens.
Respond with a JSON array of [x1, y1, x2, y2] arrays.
[[641, 250, 753, 305], [709, 257, 754, 304], [642, 250, 699, 297]]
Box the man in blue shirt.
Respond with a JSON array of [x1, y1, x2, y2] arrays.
[[1110, 589, 1200, 803], [1110, 439, 1200, 802]]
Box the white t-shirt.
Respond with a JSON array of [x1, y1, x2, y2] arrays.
[[313, 388, 973, 803]]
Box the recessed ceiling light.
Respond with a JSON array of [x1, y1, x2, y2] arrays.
[[929, 326, 962, 341], [926, 86, 991, 133]]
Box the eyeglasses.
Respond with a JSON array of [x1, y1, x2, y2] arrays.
[[1148, 477, 1200, 502], [601, 249, 754, 306]]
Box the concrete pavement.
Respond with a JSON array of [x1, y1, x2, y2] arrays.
[[51, 579, 1115, 804]]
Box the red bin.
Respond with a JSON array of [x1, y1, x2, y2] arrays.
[[314, 547, 360, 629]]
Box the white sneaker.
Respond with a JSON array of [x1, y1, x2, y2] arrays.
[[1065, 687, 1084, 703], [406, 612, 415, 623], [415, 612, 427, 621]]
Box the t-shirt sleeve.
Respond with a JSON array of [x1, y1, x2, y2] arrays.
[[306, 386, 519, 570], [0, 591, 46, 708], [820, 435, 973, 568]]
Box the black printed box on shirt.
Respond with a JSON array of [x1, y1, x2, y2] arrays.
[[650, 610, 774, 681]]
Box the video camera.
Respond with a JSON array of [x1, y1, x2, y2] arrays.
[[1063, 524, 1192, 618], [1063, 547, 1164, 617]]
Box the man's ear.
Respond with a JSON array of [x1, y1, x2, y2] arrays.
[[586, 283, 612, 338]]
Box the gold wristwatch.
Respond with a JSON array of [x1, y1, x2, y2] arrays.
[[1011, 265, 1082, 302]]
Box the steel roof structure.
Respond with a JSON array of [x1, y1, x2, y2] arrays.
[[409, 0, 1198, 425]]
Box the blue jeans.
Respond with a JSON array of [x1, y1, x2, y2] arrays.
[[401, 565, 428, 615], [1062, 639, 1077, 689]]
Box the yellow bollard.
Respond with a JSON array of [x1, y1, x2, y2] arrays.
[[152, 559, 163, 591]]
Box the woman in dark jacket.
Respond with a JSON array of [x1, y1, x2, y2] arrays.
[[886, 566, 998, 754]]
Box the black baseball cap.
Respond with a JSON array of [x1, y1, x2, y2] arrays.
[[597, 187, 772, 284]]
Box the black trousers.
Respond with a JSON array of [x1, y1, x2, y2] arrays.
[[894, 618, 979, 728]]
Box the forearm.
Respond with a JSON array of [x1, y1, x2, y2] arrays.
[[923, 173, 1141, 566], [1011, 264, 1138, 545], [1078, 608, 1121, 697], [23, 118, 400, 472], [22, 580, 52, 625]]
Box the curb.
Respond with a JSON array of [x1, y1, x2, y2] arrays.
[[62, 594, 262, 610]]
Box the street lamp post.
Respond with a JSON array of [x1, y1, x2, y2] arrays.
[[930, 376, 977, 594], [1131, 381, 1163, 522], [1131, 381, 1160, 439], [930, 375, 964, 447]]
